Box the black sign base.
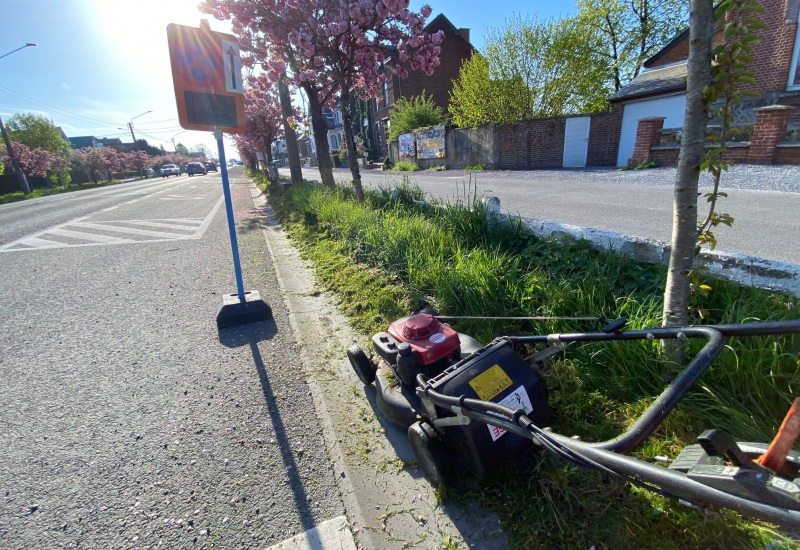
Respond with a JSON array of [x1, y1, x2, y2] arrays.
[[216, 290, 272, 329]]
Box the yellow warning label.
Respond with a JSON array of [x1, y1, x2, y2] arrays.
[[469, 365, 513, 401]]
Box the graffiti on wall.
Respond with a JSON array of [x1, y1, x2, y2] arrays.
[[416, 124, 445, 159], [398, 132, 416, 157]]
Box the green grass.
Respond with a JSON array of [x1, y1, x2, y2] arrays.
[[0, 179, 126, 204], [252, 170, 800, 549]]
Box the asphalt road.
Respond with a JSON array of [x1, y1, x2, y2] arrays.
[[299, 166, 800, 266], [0, 168, 343, 549]]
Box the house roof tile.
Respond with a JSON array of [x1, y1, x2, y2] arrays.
[[609, 62, 687, 102]]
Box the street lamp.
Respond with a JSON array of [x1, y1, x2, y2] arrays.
[[171, 131, 186, 152], [0, 43, 37, 60], [0, 42, 38, 194], [127, 110, 152, 150]]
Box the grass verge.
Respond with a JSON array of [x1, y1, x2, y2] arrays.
[[252, 170, 800, 549]]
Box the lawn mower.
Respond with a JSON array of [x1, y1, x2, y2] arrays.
[[347, 312, 800, 529]]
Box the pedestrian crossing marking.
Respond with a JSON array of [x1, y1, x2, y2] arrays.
[[0, 196, 224, 253]]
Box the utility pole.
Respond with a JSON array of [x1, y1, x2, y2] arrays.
[[128, 122, 138, 150], [278, 73, 302, 185], [0, 115, 30, 194]]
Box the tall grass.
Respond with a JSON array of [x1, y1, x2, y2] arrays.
[[259, 173, 800, 548]]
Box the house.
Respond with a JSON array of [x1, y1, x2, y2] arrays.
[[99, 138, 129, 152], [67, 136, 102, 149], [612, 0, 800, 166], [371, 13, 474, 157], [324, 107, 344, 152]]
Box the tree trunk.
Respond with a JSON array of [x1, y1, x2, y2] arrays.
[[662, 0, 714, 336], [340, 87, 365, 201], [278, 74, 303, 185], [304, 86, 336, 189]]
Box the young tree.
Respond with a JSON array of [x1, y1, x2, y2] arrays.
[[387, 91, 445, 141], [662, 0, 714, 334], [450, 54, 531, 128], [201, 0, 441, 201]]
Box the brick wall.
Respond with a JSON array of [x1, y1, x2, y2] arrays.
[[587, 105, 624, 165], [629, 117, 665, 165], [648, 0, 799, 95], [749, 105, 793, 161], [498, 118, 565, 169], [498, 108, 623, 169]]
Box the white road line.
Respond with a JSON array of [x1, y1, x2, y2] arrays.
[[122, 221, 202, 231], [47, 228, 136, 244], [71, 222, 192, 239], [15, 237, 70, 249], [1, 195, 225, 252], [160, 195, 207, 200]]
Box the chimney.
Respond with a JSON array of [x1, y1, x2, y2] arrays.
[[458, 28, 470, 43]]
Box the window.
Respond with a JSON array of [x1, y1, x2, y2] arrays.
[[789, 11, 800, 90], [376, 82, 389, 110]]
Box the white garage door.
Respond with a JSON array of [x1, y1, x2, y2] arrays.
[[563, 117, 590, 168], [617, 93, 687, 167]]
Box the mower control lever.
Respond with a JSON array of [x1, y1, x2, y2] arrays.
[[599, 316, 627, 333], [697, 429, 770, 473]]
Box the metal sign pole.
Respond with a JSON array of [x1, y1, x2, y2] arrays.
[[214, 129, 245, 301]]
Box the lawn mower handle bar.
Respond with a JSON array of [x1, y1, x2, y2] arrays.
[[437, 405, 800, 528], [415, 320, 800, 527], [437, 321, 800, 453]]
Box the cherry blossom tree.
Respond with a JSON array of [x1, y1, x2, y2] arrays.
[[243, 74, 297, 164], [1, 141, 56, 180], [121, 150, 154, 179], [201, 0, 442, 200], [71, 147, 119, 184]]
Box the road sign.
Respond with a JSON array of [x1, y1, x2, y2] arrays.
[[167, 23, 245, 133]]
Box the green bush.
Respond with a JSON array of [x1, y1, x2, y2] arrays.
[[388, 91, 446, 142], [331, 150, 342, 168], [464, 163, 486, 170], [382, 156, 393, 170], [391, 161, 418, 171]]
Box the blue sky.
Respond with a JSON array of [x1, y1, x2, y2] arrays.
[[1, 0, 575, 155]]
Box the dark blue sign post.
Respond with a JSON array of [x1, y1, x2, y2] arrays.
[[168, 22, 271, 329], [213, 130, 271, 329]]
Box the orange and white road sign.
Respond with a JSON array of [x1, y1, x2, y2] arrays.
[[167, 23, 245, 133]]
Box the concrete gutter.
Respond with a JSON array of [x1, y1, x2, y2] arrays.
[[482, 197, 800, 299]]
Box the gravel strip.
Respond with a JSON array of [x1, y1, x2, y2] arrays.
[[350, 164, 800, 193]]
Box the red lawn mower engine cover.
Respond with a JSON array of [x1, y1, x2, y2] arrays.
[[388, 313, 460, 365]]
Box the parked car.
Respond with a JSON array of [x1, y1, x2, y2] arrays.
[[160, 164, 180, 177], [145, 168, 155, 176], [186, 162, 207, 176], [204, 161, 218, 172]]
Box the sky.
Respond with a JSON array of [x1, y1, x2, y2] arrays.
[[1, 0, 575, 157]]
